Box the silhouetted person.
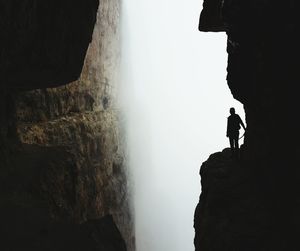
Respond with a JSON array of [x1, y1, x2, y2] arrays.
[[226, 107, 246, 158]]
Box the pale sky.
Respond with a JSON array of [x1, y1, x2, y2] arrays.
[[120, 0, 245, 250]]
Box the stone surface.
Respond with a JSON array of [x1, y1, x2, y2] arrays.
[[194, 149, 268, 250], [0, 0, 134, 250], [0, 0, 99, 90], [0, 206, 127, 251], [195, 1, 300, 250], [198, 0, 225, 32]]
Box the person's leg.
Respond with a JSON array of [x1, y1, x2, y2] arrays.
[[229, 137, 234, 149], [229, 137, 234, 156], [235, 137, 239, 150], [233, 132, 239, 158]]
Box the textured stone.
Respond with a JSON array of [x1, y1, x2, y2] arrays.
[[0, 0, 99, 90], [0, 0, 134, 250], [195, 1, 300, 250]]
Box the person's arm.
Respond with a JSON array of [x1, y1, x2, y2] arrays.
[[239, 116, 246, 130]]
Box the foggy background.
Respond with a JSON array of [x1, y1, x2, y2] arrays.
[[120, 0, 245, 250]]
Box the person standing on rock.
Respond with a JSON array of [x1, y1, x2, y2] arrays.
[[226, 107, 246, 158]]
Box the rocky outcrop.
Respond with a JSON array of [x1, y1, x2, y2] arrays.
[[0, 0, 134, 250], [194, 149, 278, 250], [0, 0, 99, 90], [195, 1, 300, 250], [198, 0, 224, 32]]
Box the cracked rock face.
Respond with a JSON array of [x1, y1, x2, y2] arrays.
[[0, 0, 134, 250], [195, 1, 300, 250]]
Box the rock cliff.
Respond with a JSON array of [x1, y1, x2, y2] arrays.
[[195, 1, 300, 250], [0, 0, 134, 250]]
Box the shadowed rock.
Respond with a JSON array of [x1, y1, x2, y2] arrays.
[[198, 0, 225, 32], [0, 0, 99, 90], [0, 0, 134, 250], [195, 1, 300, 250], [195, 148, 300, 250]]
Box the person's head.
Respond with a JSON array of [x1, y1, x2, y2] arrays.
[[230, 107, 235, 115]]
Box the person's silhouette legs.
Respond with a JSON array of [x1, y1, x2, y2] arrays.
[[229, 133, 239, 159]]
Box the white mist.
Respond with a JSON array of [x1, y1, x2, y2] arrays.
[[120, 0, 244, 250]]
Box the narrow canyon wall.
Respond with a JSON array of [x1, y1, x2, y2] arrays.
[[195, 0, 300, 250], [0, 0, 134, 250], [0, 0, 99, 90]]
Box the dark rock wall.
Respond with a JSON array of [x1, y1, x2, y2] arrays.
[[0, 0, 99, 90], [195, 1, 300, 250], [0, 0, 134, 250]]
